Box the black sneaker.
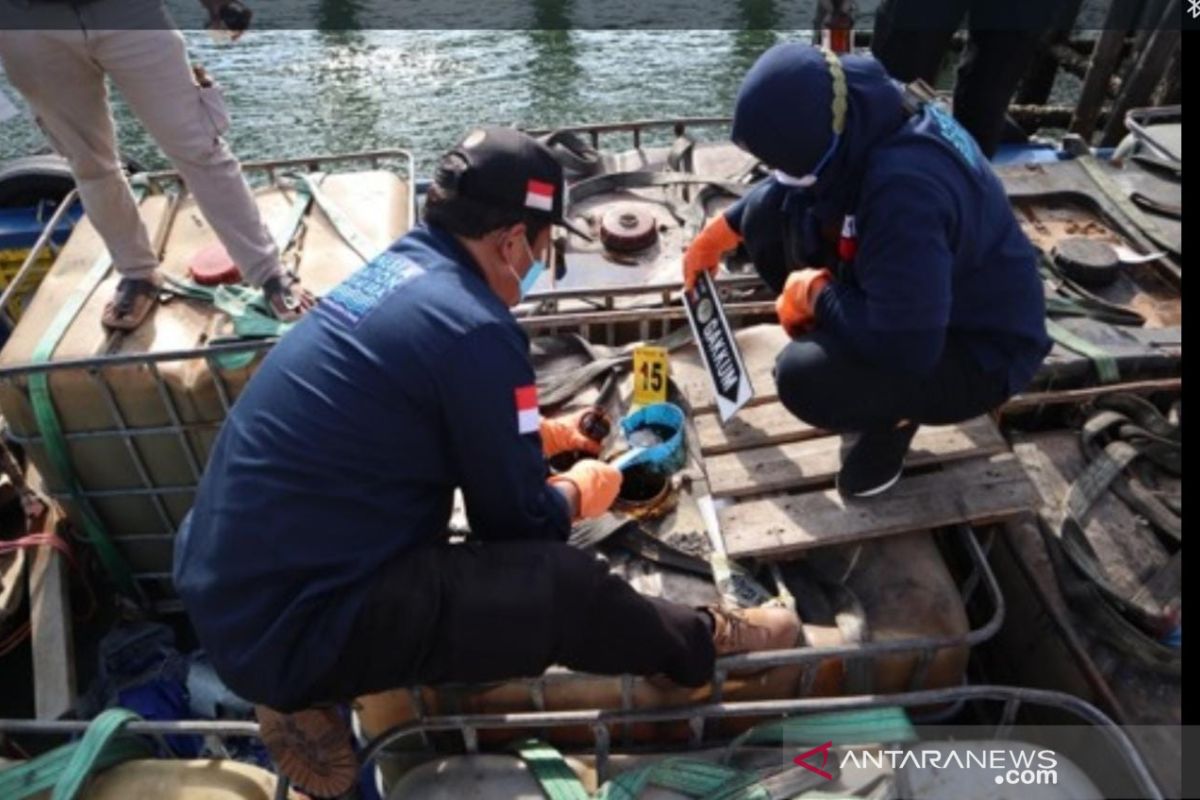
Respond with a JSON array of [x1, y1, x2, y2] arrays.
[[836, 423, 919, 498]]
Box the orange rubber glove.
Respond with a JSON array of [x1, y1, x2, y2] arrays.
[[683, 214, 742, 290], [549, 459, 622, 520], [776, 268, 833, 336], [540, 409, 604, 458]]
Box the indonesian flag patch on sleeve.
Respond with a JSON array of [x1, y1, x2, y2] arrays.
[[525, 179, 555, 212], [515, 384, 541, 434]]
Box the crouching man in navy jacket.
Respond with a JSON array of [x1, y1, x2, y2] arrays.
[[684, 44, 1051, 497]]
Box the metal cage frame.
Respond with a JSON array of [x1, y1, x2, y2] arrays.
[[0, 685, 1165, 799]]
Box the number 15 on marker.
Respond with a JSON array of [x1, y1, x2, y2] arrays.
[[632, 346, 669, 406]]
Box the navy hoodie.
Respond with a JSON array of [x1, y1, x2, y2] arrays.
[[173, 223, 571, 710], [725, 44, 1050, 393]]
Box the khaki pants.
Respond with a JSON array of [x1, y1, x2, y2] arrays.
[[0, 0, 280, 285]]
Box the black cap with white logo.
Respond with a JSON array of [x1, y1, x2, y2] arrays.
[[434, 126, 593, 241]]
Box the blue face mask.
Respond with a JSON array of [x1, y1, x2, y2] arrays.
[[511, 236, 546, 302]]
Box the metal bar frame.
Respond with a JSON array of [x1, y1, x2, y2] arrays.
[[0, 685, 1164, 799], [0, 149, 416, 330], [415, 527, 1005, 703], [0, 187, 81, 321], [524, 117, 732, 144], [1122, 105, 1182, 164]]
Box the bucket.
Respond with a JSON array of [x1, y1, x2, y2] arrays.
[[611, 402, 686, 474]]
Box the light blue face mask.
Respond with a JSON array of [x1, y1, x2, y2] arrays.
[[512, 236, 546, 301]]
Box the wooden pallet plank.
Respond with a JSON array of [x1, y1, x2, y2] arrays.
[[695, 377, 1183, 455], [19, 467, 77, 720], [695, 402, 823, 455], [722, 453, 1036, 559], [29, 543, 75, 720], [707, 416, 1007, 499], [999, 377, 1181, 416]]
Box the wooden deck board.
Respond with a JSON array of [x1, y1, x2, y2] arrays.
[[695, 402, 823, 455], [24, 471, 75, 721], [29, 543, 75, 720], [721, 453, 1036, 559], [706, 416, 1007, 499]]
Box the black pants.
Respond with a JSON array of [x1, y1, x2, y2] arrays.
[[870, 0, 1051, 158], [774, 330, 1008, 433], [740, 178, 1010, 430], [305, 540, 715, 708]]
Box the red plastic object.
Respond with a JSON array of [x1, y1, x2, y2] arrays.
[[188, 243, 242, 285]]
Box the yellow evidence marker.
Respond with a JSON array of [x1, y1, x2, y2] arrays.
[[631, 345, 669, 406]]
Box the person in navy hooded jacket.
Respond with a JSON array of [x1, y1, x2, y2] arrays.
[[684, 44, 1050, 497]]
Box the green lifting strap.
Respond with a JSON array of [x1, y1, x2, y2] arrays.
[[0, 708, 152, 800], [597, 758, 756, 800], [272, 175, 315, 253], [157, 175, 352, 368], [290, 172, 378, 264], [160, 276, 294, 370], [722, 707, 917, 755], [510, 739, 590, 800], [510, 741, 774, 800], [52, 708, 146, 800], [520, 711, 916, 800], [161, 173, 316, 358], [1043, 295, 1143, 326], [26, 184, 153, 598], [1045, 318, 1121, 384], [1038, 256, 1145, 328]]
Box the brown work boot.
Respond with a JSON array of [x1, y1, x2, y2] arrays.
[[255, 705, 357, 798], [707, 604, 802, 657]]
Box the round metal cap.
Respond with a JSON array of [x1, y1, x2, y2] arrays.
[[1052, 237, 1120, 289], [599, 205, 658, 253]]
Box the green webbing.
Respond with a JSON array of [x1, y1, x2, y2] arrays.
[[0, 709, 151, 800], [52, 708, 145, 800], [272, 176, 315, 252], [722, 708, 917, 755], [26, 185, 151, 598], [509, 740, 771, 800], [521, 711, 912, 800], [291, 172, 378, 264], [158, 177, 314, 365], [510, 739, 589, 800], [1043, 295, 1143, 326], [1045, 318, 1121, 383], [598, 758, 756, 800], [161, 276, 295, 369], [162, 276, 292, 337], [1038, 256, 1145, 327]]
